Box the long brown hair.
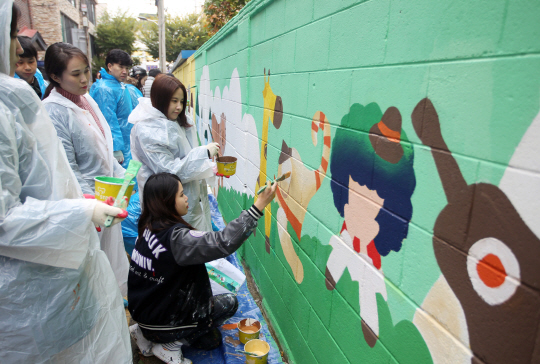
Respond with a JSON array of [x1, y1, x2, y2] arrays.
[[43, 42, 89, 99], [150, 74, 190, 127], [138, 172, 194, 237]]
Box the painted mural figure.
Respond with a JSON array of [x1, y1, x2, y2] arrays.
[[325, 103, 416, 347], [254, 69, 283, 251], [411, 98, 540, 364], [276, 111, 332, 283]]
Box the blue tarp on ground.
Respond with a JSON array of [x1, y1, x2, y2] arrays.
[[125, 192, 284, 363]]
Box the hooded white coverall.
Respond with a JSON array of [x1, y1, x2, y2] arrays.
[[0, 2, 131, 362], [129, 97, 215, 231], [43, 88, 130, 295]]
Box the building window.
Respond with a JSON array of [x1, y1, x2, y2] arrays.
[[90, 34, 96, 59], [87, 0, 96, 24], [67, 0, 76, 7], [61, 13, 78, 44]]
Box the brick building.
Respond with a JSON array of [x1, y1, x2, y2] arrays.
[[15, 0, 99, 60]]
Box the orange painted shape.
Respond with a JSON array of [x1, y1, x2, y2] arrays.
[[222, 323, 239, 330], [315, 170, 321, 190], [377, 120, 401, 142], [320, 157, 328, 172], [311, 122, 319, 133], [276, 187, 302, 239], [477, 253, 507, 288], [324, 135, 331, 147]]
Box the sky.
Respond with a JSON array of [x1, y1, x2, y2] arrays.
[[101, 0, 205, 17]]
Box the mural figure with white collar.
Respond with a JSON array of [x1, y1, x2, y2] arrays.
[[325, 103, 416, 347]]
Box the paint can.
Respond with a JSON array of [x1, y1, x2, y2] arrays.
[[244, 339, 270, 364], [216, 156, 237, 176], [94, 176, 135, 203], [237, 318, 261, 344]]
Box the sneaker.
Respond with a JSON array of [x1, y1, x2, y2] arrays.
[[129, 324, 154, 357], [152, 341, 192, 364]]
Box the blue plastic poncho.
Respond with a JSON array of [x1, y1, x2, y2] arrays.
[[126, 83, 143, 108], [90, 68, 134, 168]]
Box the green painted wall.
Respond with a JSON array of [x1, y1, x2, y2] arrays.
[[193, 0, 540, 363]]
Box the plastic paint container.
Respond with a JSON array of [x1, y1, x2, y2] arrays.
[[237, 318, 261, 344], [216, 156, 237, 176], [244, 339, 270, 364], [94, 176, 135, 203]]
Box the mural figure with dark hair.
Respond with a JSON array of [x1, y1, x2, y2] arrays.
[[325, 102, 416, 347]]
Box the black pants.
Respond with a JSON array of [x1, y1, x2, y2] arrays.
[[141, 293, 238, 350]]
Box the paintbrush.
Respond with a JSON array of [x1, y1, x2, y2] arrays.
[[256, 171, 291, 195], [103, 160, 142, 227], [236, 349, 263, 357]]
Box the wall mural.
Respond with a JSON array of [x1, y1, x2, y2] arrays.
[[198, 66, 260, 198], [194, 27, 540, 362], [275, 110, 331, 284], [411, 98, 540, 364], [254, 70, 283, 251], [325, 103, 416, 347]]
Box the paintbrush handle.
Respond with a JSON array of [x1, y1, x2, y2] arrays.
[[256, 180, 275, 195], [236, 350, 262, 357]]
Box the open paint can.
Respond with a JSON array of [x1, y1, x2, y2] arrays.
[[237, 318, 261, 344], [216, 156, 237, 176], [244, 339, 270, 364]]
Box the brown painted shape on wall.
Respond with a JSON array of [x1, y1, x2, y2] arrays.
[[412, 98, 540, 364], [369, 106, 404, 164], [211, 112, 227, 156]]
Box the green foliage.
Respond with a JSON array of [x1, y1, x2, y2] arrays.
[[93, 11, 138, 74], [139, 13, 210, 62], [95, 11, 138, 56], [91, 56, 105, 78], [203, 0, 250, 35]]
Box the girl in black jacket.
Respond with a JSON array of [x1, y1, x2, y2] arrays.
[[128, 172, 277, 364]]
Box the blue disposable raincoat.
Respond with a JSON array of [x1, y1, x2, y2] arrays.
[[14, 67, 48, 99], [126, 83, 143, 108], [90, 68, 134, 168]]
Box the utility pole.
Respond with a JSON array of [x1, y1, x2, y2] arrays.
[[157, 0, 166, 72]]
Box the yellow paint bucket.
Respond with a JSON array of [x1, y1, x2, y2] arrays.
[[216, 156, 237, 176], [94, 176, 135, 203], [244, 339, 270, 364], [238, 318, 261, 344]]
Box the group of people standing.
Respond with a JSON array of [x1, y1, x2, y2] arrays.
[[1, 2, 277, 364]]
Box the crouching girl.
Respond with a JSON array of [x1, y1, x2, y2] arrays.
[[128, 172, 277, 364]]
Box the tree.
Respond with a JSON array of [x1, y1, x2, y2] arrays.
[[139, 13, 209, 62], [203, 0, 250, 36], [92, 11, 138, 75]]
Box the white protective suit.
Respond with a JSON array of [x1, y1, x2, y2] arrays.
[[43, 88, 130, 294], [129, 97, 215, 231], [0, 2, 131, 362]]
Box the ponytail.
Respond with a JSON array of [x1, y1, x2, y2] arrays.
[[43, 83, 55, 99]]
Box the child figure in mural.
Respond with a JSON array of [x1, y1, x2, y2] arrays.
[[325, 103, 416, 347]]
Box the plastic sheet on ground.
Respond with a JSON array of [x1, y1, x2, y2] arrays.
[[182, 193, 284, 364]]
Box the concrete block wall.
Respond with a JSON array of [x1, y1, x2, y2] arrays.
[[188, 0, 540, 362]]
